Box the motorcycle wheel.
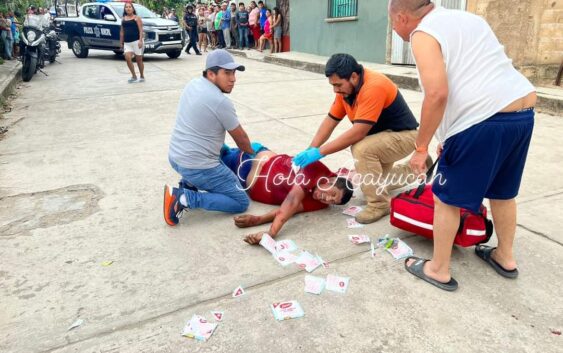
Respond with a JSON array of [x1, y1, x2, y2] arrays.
[[71, 37, 89, 58], [22, 56, 37, 82]]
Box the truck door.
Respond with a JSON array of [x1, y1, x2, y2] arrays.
[[81, 4, 115, 48], [80, 4, 99, 46], [98, 5, 121, 48]]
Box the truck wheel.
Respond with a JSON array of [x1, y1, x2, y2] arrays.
[[113, 50, 123, 56], [71, 37, 89, 58], [166, 50, 182, 59]]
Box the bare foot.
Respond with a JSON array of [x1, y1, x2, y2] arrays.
[[491, 249, 517, 270], [405, 258, 452, 283]]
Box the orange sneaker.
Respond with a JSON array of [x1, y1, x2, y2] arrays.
[[163, 185, 186, 226]]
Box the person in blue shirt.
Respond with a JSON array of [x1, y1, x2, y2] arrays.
[[220, 2, 232, 48], [258, 1, 267, 31]]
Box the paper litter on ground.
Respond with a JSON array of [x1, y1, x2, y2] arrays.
[[385, 238, 414, 260], [348, 234, 371, 244], [271, 300, 305, 321], [259, 233, 277, 255], [210, 311, 224, 322], [295, 251, 322, 273], [275, 239, 298, 252], [101, 261, 113, 266], [346, 218, 364, 228], [232, 285, 245, 298], [316, 253, 329, 269], [274, 251, 298, 266], [304, 275, 326, 295], [326, 274, 350, 294], [342, 206, 363, 217], [67, 318, 83, 331], [182, 314, 218, 342]]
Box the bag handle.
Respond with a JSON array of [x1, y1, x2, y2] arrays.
[[413, 158, 438, 199], [476, 218, 494, 245]]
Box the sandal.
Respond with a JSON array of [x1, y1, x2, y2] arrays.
[[404, 256, 458, 292], [475, 245, 519, 279]]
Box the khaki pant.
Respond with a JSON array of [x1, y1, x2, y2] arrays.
[[351, 130, 417, 212]]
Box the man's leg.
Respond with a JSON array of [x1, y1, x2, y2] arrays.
[[489, 198, 518, 270], [218, 29, 225, 48], [351, 130, 416, 224], [383, 154, 433, 192], [192, 31, 201, 54], [181, 164, 249, 213], [406, 196, 460, 283], [244, 28, 249, 48], [223, 28, 231, 48]]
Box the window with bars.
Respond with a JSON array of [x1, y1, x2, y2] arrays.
[[328, 0, 358, 18]]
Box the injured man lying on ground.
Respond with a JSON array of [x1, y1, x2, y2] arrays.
[[219, 143, 354, 244]]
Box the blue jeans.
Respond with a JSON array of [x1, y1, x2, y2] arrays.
[[1, 31, 13, 59], [238, 27, 249, 48], [169, 158, 249, 213]]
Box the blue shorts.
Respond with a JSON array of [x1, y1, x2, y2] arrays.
[[220, 145, 269, 188], [432, 109, 535, 212]]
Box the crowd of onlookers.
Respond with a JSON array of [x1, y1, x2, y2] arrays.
[[0, 1, 284, 62], [0, 10, 19, 61], [0, 7, 53, 61], [177, 1, 284, 55]]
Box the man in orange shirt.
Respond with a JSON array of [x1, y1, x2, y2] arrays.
[[293, 53, 424, 224]]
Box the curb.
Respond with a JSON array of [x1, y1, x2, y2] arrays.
[[230, 50, 561, 116], [0, 62, 22, 106]]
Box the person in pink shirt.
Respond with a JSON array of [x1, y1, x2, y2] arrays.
[[249, 1, 260, 49], [258, 9, 272, 53]]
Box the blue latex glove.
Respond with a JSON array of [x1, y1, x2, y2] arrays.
[[293, 147, 324, 168], [250, 142, 264, 155]]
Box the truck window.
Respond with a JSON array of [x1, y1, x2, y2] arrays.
[[99, 6, 112, 20], [83, 5, 99, 20]]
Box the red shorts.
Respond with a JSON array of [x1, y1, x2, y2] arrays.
[[251, 24, 261, 41], [263, 32, 272, 39]]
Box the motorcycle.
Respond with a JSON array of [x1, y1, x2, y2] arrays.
[[20, 14, 60, 82]]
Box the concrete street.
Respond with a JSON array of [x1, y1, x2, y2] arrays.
[[0, 48, 562, 353]]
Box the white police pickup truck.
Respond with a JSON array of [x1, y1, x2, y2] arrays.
[[55, 1, 185, 58]]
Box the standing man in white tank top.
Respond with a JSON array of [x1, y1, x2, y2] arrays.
[[389, 0, 537, 291]]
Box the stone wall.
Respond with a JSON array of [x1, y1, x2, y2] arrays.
[[467, 0, 563, 84]]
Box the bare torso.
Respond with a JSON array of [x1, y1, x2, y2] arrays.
[[500, 92, 537, 112]]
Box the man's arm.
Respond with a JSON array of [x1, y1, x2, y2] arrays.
[[228, 125, 254, 155], [317, 122, 372, 156], [409, 31, 449, 175], [268, 186, 306, 236], [309, 116, 340, 148], [243, 185, 306, 244], [234, 209, 278, 228]]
